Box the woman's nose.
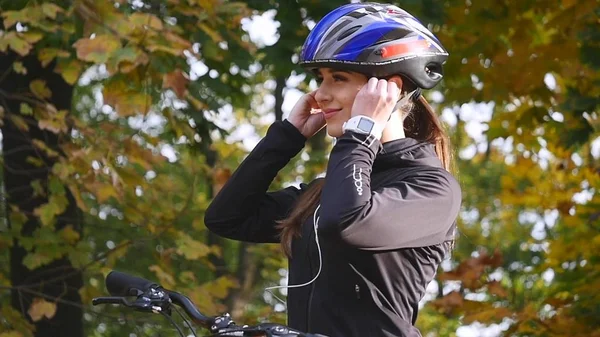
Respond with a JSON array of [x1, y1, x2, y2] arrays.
[[314, 86, 332, 105]]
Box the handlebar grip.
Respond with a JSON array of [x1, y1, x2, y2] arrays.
[[105, 271, 160, 296]]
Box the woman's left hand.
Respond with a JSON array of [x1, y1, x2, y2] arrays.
[[350, 77, 400, 126]]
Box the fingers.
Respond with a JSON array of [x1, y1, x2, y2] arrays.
[[388, 81, 400, 101], [367, 77, 399, 101], [367, 77, 379, 92], [306, 90, 321, 110]]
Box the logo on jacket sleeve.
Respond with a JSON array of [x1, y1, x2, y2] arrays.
[[352, 164, 363, 196]]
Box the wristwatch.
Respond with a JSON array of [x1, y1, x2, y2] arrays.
[[342, 115, 383, 140]]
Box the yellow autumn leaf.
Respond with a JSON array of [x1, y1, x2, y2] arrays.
[[148, 265, 175, 288], [9, 114, 30, 132], [13, 61, 27, 74], [200, 276, 238, 300], [31, 139, 60, 158], [21, 31, 44, 44], [129, 13, 164, 31], [198, 22, 223, 42], [38, 109, 68, 134], [463, 306, 513, 325], [27, 298, 57, 322], [94, 184, 119, 203], [73, 35, 121, 63], [30, 80, 52, 99], [176, 233, 211, 260], [103, 80, 151, 116], [4, 32, 32, 56], [55, 59, 84, 85]]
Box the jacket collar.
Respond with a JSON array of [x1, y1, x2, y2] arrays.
[[373, 137, 442, 172]]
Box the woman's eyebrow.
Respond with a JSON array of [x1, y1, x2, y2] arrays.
[[331, 70, 351, 75]]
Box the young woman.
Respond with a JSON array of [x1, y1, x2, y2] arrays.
[[205, 3, 461, 337]]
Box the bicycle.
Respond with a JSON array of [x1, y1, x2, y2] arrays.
[[92, 271, 328, 337]]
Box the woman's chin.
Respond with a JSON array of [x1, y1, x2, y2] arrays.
[[326, 125, 343, 138]]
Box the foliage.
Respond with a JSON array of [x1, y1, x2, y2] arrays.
[[420, 0, 600, 336]]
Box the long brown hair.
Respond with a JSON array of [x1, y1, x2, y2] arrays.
[[277, 91, 453, 256]]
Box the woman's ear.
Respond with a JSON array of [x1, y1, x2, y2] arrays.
[[387, 75, 404, 91]]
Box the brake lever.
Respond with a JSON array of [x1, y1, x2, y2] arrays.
[[254, 323, 303, 337], [92, 287, 171, 315], [92, 297, 131, 306]]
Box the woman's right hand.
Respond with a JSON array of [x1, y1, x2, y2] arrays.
[[287, 91, 326, 138]]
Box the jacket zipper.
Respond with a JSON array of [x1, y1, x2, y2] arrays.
[[355, 284, 361, 299]]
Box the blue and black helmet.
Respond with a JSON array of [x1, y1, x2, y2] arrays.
[[300, 3, 448, 90]]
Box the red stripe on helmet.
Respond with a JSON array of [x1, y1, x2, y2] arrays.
[[380, 40, 430, 58]]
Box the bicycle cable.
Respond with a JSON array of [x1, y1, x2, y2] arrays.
[[161, 311, 185, 337], [174, 305, 198, 337]]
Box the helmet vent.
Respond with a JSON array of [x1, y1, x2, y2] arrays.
[[337, 25, 362, 41]]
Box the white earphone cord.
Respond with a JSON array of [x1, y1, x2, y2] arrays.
[[265, 204, 323, 309]]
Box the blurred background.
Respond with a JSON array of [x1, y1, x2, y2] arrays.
[[0, 0, 598, 336]]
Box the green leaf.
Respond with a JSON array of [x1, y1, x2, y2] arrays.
[[9, 206, 28, 229], [31, 180, 45, 197], [23, 252, 56, 270], [41, 3, 64, 19], [30, 79, 52, 99], [60, 225, 80, 245], [38, 48, 70, 67], [9, 114, 29, 131], [20, 103, 33, 115], [21, 31, 44, 44], [33, 194, 68, 227], [1, 9, 32, 28], [48, 176, 65, 195]]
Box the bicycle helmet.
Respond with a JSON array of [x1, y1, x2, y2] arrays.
[[299, 3, 448, 90]]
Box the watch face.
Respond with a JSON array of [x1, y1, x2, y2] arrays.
[[357, 118, 375, 133]]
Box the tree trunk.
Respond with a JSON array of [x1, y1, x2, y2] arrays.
[[1, 51, 83, 337]]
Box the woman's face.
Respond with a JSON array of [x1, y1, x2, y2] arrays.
[[314, 68, 368, 137]]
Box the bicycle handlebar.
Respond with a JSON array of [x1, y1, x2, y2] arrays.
[[106, 271, 160, 296], [93, 270, 328, 337]]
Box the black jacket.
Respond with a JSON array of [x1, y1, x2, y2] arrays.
[[204, 120, 461, 337]]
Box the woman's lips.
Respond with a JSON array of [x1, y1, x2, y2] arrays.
[[322, 108, 341, 119]]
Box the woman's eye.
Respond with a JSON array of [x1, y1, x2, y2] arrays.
[[332, 75, 347, 82]]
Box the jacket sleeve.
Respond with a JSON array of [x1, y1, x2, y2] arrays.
[[318, 132, 462, 251], [204, 120, 308, 243]]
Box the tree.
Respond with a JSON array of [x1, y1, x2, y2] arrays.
[[1, 1, 258, 336], [419, 1, 600, 336]]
